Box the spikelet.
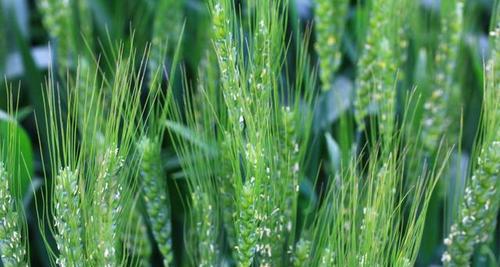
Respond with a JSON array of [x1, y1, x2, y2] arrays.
[[38, 0, 75, 71], [191, 187, 219, 266], [235, 179, 257, 267], [209, 3, 255, 260], [0, 162, 26, 266], [442, 142, 499, 266], [53, 167, 84, 266], [251, 13, 273, 118], [442, 26, 499, 266], [395, 26, 409, 82], [489, 25, 500, 90], [266, 106, 300, 260], [293, 238, 311, 267], [421, 0, 464, 153], [209, 0, 244, 130], [320, 247, 335, 266], [75, 58, 102, 146], [314, 0, 349, 91], [138, 138, 173, 266], [354, 0, 398, 135], [89, 147, 124, 266]]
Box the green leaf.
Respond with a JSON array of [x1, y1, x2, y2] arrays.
[[314, 77, 353, 132], [0, 114, 33, 199], [325, 132, 341, 173], [164, 120, 216, 155], [14, 106, 32, 122]]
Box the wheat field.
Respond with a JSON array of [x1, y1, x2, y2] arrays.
[[0, 0, 498, 266]]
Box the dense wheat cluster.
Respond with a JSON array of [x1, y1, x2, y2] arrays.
[[0, 0, 498, 266]]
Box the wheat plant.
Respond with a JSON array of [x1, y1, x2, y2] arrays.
[[442, 24, 500, 266], [0, 91, 28, 267]]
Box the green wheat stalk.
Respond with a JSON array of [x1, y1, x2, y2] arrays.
[[307, 141, 450, 266]]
